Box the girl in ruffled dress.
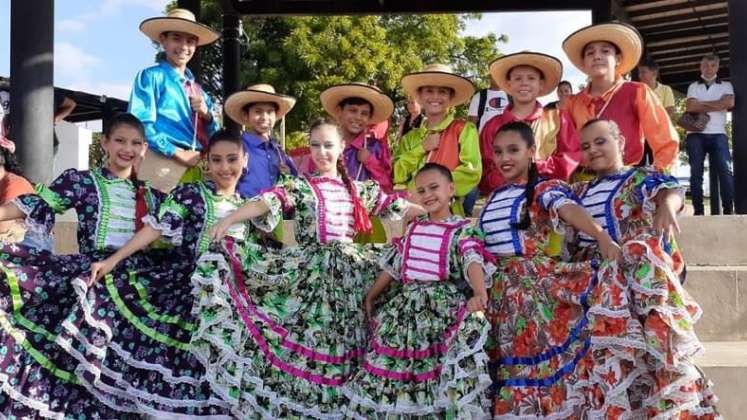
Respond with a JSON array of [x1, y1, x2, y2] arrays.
[[194, 119, 418, 418], [342, 162, 494, 418]]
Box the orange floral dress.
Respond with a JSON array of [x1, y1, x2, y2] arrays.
[[572, 167, 720, 419], [480, 179, 600, 418]]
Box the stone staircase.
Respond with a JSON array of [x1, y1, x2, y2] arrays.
[[676, 216, 747, 419], [52, 215, 747, 417]]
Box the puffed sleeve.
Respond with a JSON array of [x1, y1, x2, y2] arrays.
[[248, 174, 301, 233], [13, 168, 84, 234], [454, 224, 496, 288], [143, 184, 198, 246], [356, 179, 409, 220], [633, 167, 685, 215], [535, 179, 580, 233]]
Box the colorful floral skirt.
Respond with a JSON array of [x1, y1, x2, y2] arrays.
[[575, 233, 720, 418], [55, 251, 230, 418], [342, 281, 491, 419], [190, 238, 383, 419], [486, 254, 600, 419], [0, 243, 136, 419]]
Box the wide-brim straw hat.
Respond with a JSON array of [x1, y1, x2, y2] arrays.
[[489, 52, 563, 98], [320, 83, 394, 125], [140, 8, 220, 47], [401, 64, 475, 107], [562, 22, 643, 76], [224, 84, 296, 126]]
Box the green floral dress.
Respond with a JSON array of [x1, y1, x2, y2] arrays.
[[190, 175, 408, 418], [342, 215, 494, 419]]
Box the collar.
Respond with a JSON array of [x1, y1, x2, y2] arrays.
[[699, 75, 722, 85], [581, 77, 625, 100], [96, 166, 134, 184], [242, 131, 277, 148], [201, 180, 243, 202], [503, 101, 544, 122], [158, 60, 195, 84], [422, 111, 455, 133]]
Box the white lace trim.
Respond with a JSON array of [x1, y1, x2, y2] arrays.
[[0, 372, 66, 419], [12, 197, 50, 236], [143, 214, 183, 246]]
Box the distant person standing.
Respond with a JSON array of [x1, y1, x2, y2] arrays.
[[468, 75, 509, 134], [396, 95, 424, 142], [638, 58, 675, 118], [544, 80, 573, 110], [128, 8, 220, 192], [685, 54, 735, 215]]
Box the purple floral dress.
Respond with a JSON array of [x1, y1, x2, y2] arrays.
[[56, 180, 254, 417], [0, 167, 162, 418]]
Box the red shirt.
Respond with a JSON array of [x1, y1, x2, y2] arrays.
[[479, 102, 581, 195]]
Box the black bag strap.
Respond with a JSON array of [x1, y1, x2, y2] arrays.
[[476, 88, 488, 128]]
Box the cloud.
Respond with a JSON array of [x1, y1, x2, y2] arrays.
[[55, 42, 101, 77], [58, 0, 171, 32], [463, 11, 592, 101]]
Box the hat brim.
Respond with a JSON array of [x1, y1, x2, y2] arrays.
[[224, 90, 296, 126], [140, 17, 220, 47], [320, 84, 394, 125], [401, 72, 475, 107], [562, 22, 642, 76], [489, 52, 563, 98]]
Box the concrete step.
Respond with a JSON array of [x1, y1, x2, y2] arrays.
[[677, 215, 747, 266], [684, 266, 747, 342], [698, 341, 747, 419]]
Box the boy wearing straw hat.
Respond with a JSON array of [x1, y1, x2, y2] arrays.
[[320, 82, 394, 192], [394, 64, 481, 215], [129, 8, 220, 192], [224, 84, 298, 198], [562, 22, 678, 174], [479, 52, 581, 194]]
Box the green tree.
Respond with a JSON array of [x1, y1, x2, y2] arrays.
[[191, 1, 505, 147]]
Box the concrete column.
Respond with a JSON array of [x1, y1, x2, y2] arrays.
[[221, 0, 241, 135], [10, 0, 54, 184], [729, 0, 747, 213]]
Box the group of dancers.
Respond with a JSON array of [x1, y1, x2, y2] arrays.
[[0, 7, 721, 420]]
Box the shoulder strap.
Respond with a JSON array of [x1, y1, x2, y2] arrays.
[[476, 88, 488, 127]]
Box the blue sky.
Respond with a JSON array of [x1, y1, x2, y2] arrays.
[[0, 2, 590, 103]]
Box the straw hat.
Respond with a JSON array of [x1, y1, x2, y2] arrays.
[[489, 52, 563, 97], [562, 22, 643, 76], [320, 83, 394, 125], [401, 64, 475, 107], [140, 8, 220, 47], [224, 84, 296, 126]]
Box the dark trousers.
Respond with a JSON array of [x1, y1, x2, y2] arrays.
[[686, 133, 734, 215]]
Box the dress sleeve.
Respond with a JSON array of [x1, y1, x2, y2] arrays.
[[634, 167, 685, 215], [13, 168, 82, 234], [144, 184, 195, 246], [392, 129, 427, 187], [357, 180, 409, 220], [535, 179, 579, 233], [248, 174, 299, 233], [454, 225, 496, 288]]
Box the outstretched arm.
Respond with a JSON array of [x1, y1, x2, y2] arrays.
[[558, 203, 621, 261], [0, 202, 25, 222], [465, 261, 488, 312], [209, 200, 270, 242], [90, 225, 162, 284]]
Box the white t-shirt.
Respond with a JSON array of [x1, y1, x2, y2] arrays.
[[686, 79, 734, 135], [468, 88, 509, 133]]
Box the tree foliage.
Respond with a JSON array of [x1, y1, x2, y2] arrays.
[[192, 1, 505, 139]]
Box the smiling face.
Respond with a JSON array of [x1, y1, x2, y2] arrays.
[[414, 168, 454, 218], [580, 120, 624, 175], [159, 31, 198, 69], [337, 102, 372, 138], [506, 65, 544, 105], [492, 129, 535, 184], [244, 102, 278, 139], [557, 83, 573, 102], [582, 41, 621, 79], [101, 124, 147, 174], [206, 140, 247, 191], [417, 86, 454, 117], [309, 123, 344, 175]]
